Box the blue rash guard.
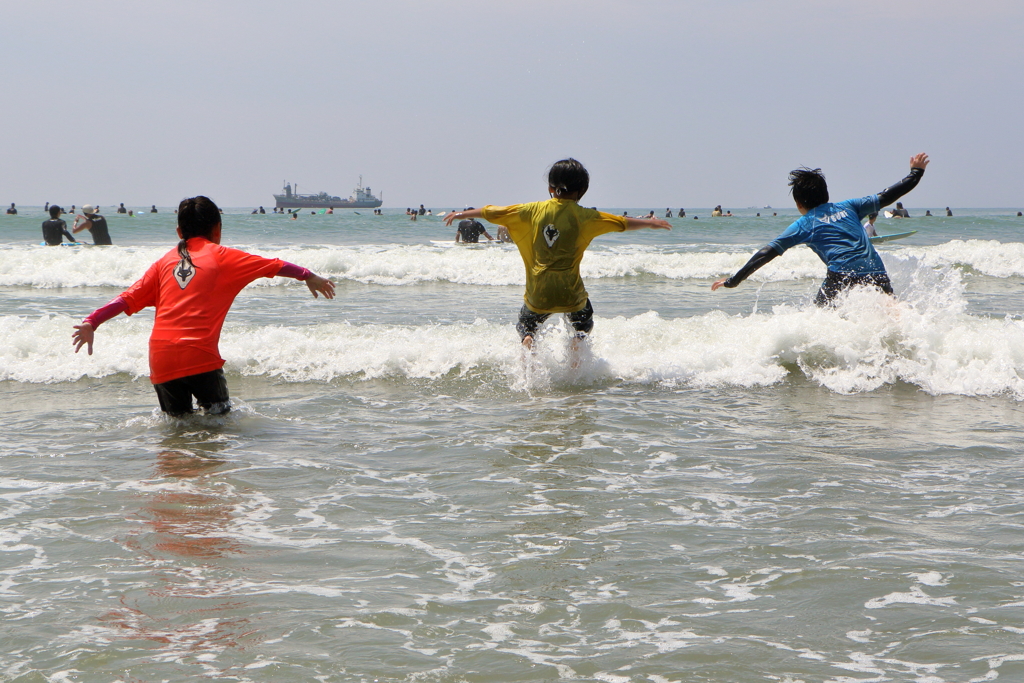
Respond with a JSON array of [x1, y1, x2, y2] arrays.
[[768, 195, 884, 275]]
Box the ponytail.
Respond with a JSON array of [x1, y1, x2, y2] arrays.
[[173, 196, 220, 288]]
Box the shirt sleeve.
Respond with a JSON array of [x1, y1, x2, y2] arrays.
[[846, 195, 881, 220], [767, 218, 813, 255], [481, 204, 529, 241], [119, 261, 162, 315], [220, 247, 284, 288], [580, 210, 628, 240], [479, 205, 524, 229], [277, 262, 311, 280]]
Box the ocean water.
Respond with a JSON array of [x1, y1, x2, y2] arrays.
[[2, 206, 1024, 682]]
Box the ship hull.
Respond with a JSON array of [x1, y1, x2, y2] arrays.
[[273, 195, 382, 210]]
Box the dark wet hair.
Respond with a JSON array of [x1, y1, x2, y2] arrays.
[[788, 167, 829, 210], [175, 196, 221, 275], [48, 205, 61, 219], [548, 158, 590, 199]]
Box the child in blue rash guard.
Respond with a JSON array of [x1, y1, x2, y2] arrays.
[[712, 153, 929, 306]]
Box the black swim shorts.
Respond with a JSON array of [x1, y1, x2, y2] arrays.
[[516, 299, 594, 340], [815, 271, 894, 307], [153, 368, 230, 417]]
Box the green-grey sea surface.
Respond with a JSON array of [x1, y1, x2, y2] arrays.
[[2, 207, 1024, 682]]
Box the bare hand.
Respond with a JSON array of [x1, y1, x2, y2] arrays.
[[305, 274, 335, 299], [711, 278, 729, 291], [72, 323, 95, 355], [444, 212, 460, 227], [650, 219, 672, 230], [910, 153, 930, 170]]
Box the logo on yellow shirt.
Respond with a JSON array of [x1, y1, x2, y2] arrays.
[[543, 224, 559, 247]]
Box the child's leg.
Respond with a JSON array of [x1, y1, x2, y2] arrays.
[[185, 369, 231, 415], [564, 300, 594, 338], [153, 377, 197, 416], [516, 305, 550, 348]]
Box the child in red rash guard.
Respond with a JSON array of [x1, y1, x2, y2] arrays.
[[72, 195, 335, 416]]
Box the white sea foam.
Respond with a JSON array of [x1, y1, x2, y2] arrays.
[[4, 265, 1024, 399], [3, 239, 1023, 288]]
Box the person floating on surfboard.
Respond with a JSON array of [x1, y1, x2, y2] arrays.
[[712, 153, 929, 306], [444, 158, 670, 350], [72, 195, 335, 417]]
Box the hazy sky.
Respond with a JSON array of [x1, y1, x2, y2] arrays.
[[3, 0, 1022, 209]]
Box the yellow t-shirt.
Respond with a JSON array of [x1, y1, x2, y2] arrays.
[[482, 198, 627, 314]]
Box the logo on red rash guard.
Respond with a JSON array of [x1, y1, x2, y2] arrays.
[[174, 258, 196, 289]]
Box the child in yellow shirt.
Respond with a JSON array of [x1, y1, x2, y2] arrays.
[[445, 158, 670, 348]]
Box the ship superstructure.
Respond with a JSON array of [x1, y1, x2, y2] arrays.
[[273, 177, 382, 209]]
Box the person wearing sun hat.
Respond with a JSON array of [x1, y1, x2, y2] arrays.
[[72, 204, 113, 245]]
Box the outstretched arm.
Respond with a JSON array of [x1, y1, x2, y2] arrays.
[[444, 209, 483, 226], [73, 296, 129, 354], [877, 153, 929, 208], [711, 245, 781, 291], [624, 217, 672, 231], [278, 262, 335, 299]]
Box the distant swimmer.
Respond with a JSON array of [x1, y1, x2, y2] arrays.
[[150, 205, 158, 213], [1018, 212, 1023, 217], [677, 208, 685, 218], [725, 210, 733, 217], [128, 210, 135, 217], [946, 207, 953, 216], [863, 212, 878, 237], [44, 202, 50, 212], [72, 195, 335, 417], [326, 207, 333, 214], [41, 205, 77, 245], [665, 208, 672, 218], [925, 210, 933, 216], [419, 204, 426, 215], [455, 210, 493, 243], [713, 153, 930, 306], [891, 201, 910, 218], [117, 203, 127, 214], [259, 206, 266, 214], [6, 203, 16, 215], [711, 205, 723, 217], [72, 204, 112, 245], [290, 212, 297, 220], [444, 158, 670, 352]]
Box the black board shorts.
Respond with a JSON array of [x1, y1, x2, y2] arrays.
[[153, 368, 230, 417], [516, 299, 594, 339], [815, 271, 893, 307]]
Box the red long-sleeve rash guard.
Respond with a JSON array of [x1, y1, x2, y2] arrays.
[[101, 238, 309, 384]]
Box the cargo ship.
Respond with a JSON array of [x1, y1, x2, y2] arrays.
[[273, 177, 382, 209]]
